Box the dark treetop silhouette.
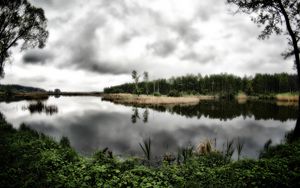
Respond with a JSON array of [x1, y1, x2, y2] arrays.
[[227, 0, 300, 140], [0, 0, 48, 77]]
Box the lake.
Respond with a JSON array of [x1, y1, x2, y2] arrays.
[[0, 96, 297, 159]]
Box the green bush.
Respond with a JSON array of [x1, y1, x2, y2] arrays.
[[153, 92, 161, 96]]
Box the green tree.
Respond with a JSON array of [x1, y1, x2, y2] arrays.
[[0, 0, 49, 77], [227, 0, 300, 139]]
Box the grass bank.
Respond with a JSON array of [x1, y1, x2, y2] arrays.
[[102, 93, 216, 105], [0, 92, 49, 101], [1, 113, 300, 187], [102, 92, 299, 106], [276, 93, 299, 102]]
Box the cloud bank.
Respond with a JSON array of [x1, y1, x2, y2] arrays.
[[1, 0, 295, 91]]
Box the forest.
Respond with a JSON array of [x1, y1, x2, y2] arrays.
[[104, 73, 299, 96]]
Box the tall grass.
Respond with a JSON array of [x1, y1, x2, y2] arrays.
[[236, 137, 244, 160], [139, 138, 151, 160], [179, 145, 194, 163], [195, 139, 215, 154], [223, 139, 235, 161]]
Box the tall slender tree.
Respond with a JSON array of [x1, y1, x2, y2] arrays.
[[132, 70, 140, 95], [143, 71, 149, 95]]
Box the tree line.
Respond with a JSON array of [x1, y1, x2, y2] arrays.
[[104, 73, 299, 96]]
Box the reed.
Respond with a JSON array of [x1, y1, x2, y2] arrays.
[[223, 139, 235, 161], [236, 137, 244, 160], [179, 145, 194, 163], [139, 138, 152, 161], [195, 139, 216, 155]]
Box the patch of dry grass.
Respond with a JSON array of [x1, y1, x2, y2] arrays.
[[235, 92, 248, 104], [276, 93, 299, 102], [102, 93, 215, 105]]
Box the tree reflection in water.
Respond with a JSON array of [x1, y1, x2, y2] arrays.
[[143, 108, 149, 123], [145, 100, 298, 121], [131, 107, 149, 124], [131, 107, 140, 124], [24, 101, 58, 115]]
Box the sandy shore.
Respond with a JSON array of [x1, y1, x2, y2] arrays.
[[101, 93, 216, 105]]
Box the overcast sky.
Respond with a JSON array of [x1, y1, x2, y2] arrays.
[[1, 0, 296, 91]]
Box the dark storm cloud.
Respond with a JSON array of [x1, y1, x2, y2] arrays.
[[181, 51, 216, 64], [117, 30, 140, 45], [147, 40, 177, 57], [20, 76, 47, 83], [85, 61, 132, 75], [23, 50, 53, 64], [148, 10, 202, 46], [16, 0, 293, 85], [58, 12, 129, 74], [195, 1, 224, 22], [171, 20, 202, 45]]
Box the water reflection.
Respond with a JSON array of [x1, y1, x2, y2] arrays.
[[143, 108, 149, 123], [131, 107, 149, 124], [147, 100, 298, 121], [23, 101, 58, 115], [131, 107, 140, 124], [0, 97, 296, 159]]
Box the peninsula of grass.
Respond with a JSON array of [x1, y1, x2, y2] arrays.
[[276, 93, 299, 102], [1, 113, 300, 187], [102, 93, 216, 105], [102, 92, 299, 107]]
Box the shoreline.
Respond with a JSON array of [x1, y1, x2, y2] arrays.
[[101, 93, 216, 105], [0, 91, 103, 102], [102, 93, 299, 106], [1, 92, 298, 106]]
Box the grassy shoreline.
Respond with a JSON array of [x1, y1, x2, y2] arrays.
[[102, 93, 299, 106], [1, 91, 298, 106], [102, 93, 216, 105]]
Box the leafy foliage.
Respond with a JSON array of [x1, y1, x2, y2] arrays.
[[104, 73, 299, 96], [0, 0, 48, 77]]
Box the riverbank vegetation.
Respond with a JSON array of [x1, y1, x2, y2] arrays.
[[1, 113, 299, 187], [102, 93, 215, 105], [0, 85, 102, 102], [104, 73, 299, 100]]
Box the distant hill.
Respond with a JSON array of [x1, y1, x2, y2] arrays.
[[0, 84, 45, 93]]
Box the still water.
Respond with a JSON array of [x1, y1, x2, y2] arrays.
[[0, 96, 297, 159]]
